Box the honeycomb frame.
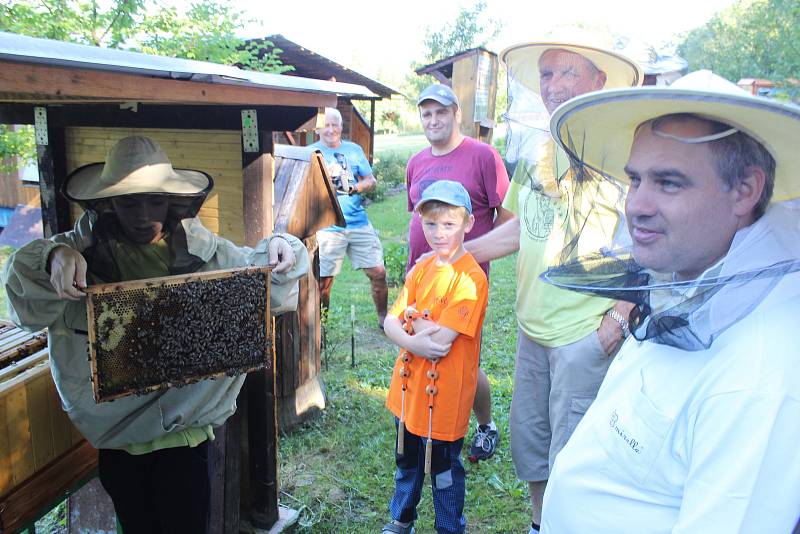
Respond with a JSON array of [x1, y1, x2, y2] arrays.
[[85, 266, 271, 402]]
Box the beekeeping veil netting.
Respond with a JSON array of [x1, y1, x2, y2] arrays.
[[503, 65, 800, 351]]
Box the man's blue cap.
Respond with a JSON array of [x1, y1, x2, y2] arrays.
[[414, 180, 472, 214]]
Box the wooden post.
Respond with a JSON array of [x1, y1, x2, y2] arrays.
[[244, 361, 279, 529], [242, 126, 275, 248], [369, 100, 376, 164], [34, 107, 70, 237], [208, 413, 242, 534], [240, 114, 279, 529]]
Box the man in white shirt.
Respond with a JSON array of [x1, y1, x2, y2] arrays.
[[539, 71, 800, 533]]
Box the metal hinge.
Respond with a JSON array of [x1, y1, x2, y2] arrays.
[[34, 106, 48, 146], [241, 110, 258, 153]]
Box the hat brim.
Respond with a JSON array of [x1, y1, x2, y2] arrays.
[[414, 196, 472, 214], [500, 42, 644, 93], [549, 87, 800, 201], [417, 95, 458, 108], [64, 162, 213, 202]]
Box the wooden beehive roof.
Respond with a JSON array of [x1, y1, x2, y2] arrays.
[[255, 35, 399, 100], [0, 31, 376, 107], [273, 145, 345, 239]]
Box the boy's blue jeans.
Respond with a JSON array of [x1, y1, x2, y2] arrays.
[[389, 419, 467, 534]]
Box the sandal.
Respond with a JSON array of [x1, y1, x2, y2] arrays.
[[381, 520, 415, 533]]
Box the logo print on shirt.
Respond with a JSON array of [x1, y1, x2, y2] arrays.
[[609, 409, 642, 454], [523, 188, 554, 241]]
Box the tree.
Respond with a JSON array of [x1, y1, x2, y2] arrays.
[[0, 0, 288, 69], [0, 125, 35, 174], [678, 0, 800, 97], [421, 0, 501, 64], [399, 0, 502, 130], [0, 0, 290, 169]]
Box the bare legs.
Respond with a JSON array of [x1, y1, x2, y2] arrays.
[[364, 265, 388, 324], [530, 480, 547, 526], [473, 368, 492, 425], [319, 267, 387, 324]]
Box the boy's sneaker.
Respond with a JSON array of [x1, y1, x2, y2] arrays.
[[381, 520, 415, 533], [468, 424, 499, 462]]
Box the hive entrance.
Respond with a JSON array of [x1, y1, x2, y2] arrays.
[[86, 267, 271, 402]]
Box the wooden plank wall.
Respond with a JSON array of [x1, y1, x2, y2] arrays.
[[336, 100, 372, 165], [0, 363, 83, 498], [64, 128, 245, 244], [452, 50, 498, 143], [0, 169, 40, 209], [349, 109, 372, 164]]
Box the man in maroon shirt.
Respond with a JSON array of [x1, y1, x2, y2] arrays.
[[406, 83, 513, 462]]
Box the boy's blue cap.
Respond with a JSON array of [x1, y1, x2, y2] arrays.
[[414, 180, 472, 214]]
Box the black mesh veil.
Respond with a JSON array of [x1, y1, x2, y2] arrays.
[[503, 65, 629, 274], [538, 131, 800, 351]]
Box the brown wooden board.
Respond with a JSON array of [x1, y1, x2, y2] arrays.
[[84, 266, 271, 402], [0, 333, 47, 369], [0, 331, 35, 353], [0, 61, 337, 108], [0, 323, 19, 339], [0, 349, 49, 385]]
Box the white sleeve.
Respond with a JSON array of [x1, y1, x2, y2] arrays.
[[674, 391, 800, 533], [2, 229, 86, 331]]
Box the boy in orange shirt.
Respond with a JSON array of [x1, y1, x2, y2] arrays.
[[382, 180, 489, 534]]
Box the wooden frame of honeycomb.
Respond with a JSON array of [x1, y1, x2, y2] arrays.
[[85, 266, 271, 402]]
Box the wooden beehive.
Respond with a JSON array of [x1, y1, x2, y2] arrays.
[[0, 323, 84, 500], [85, 267, 271, 402]]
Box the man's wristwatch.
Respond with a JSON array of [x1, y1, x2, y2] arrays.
[[606, 308, 631, 339]]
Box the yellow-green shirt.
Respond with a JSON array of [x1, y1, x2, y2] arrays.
[[504, 140, 624, 347], [113, 237, 213, 454]]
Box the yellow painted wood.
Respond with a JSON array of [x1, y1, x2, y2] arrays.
[[0, 359, 80, 497], [26, 372, 56, 469], [0, 395, 12, 496], [49, 375, 74, 455], [5, 383, 35, 486], [65, 127, 246, 242]]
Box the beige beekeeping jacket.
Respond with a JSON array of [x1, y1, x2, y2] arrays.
[[3, 213, 308, 449]]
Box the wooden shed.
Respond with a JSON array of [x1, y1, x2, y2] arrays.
[[249, 35, 399, 162], [0, 31, 368, 533], [737, 78, 776, 96], [416, 47, 500, 144]]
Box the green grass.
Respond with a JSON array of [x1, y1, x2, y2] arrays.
[[279, 192, 528, 532]]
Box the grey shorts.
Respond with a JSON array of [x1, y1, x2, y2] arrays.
[[509, 328, 612, 482], [317, 224, 384, 277]]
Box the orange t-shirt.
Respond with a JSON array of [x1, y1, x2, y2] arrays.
[[385, 252, 488, 442]]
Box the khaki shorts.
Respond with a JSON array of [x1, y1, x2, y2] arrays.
[[317, 224, 384, 277], [509, 328, 612, 482]]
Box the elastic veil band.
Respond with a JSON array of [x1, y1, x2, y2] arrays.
[[652, 126, 739, 144]]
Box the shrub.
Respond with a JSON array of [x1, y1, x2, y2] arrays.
[[371, 152, 406, 187], [492, 133, 507, 158], [382, 242, 408, 287]]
